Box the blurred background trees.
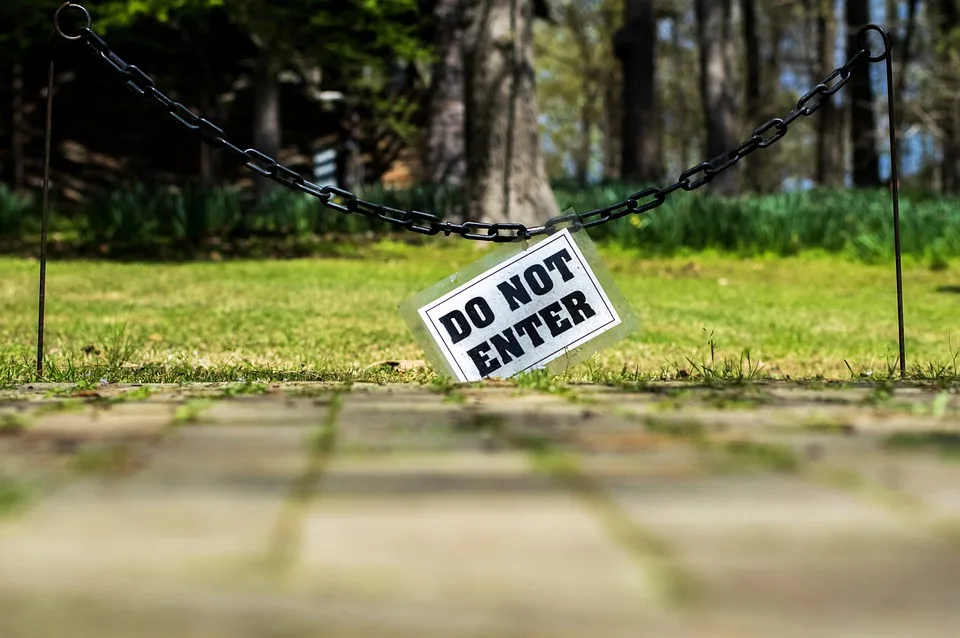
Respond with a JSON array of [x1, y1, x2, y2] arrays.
[[535, 0, 957, 195], [2, 0, 960, 231]]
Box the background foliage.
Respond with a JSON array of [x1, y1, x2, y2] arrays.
[[2, 0, 960, 262]]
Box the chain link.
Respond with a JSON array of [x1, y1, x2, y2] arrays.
[[56, 11, 882, 243]]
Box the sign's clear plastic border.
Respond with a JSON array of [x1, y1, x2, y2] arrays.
[[398, 211, 640, 383]]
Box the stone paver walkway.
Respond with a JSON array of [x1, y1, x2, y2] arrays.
[[1, 381, 959, 637]]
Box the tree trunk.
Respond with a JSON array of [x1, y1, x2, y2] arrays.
[[895, 0, 919, 101], [740, 0, 761, 192], [11, 61, 25, 193], [198, 89, 223, 187], [668, 16, 695, 174], [563, 3, 598, 186], [423, 0, 467, 185], [337, 111, 364, 191], [576, 99, 592, 184], [178, 17, 222, 189], [601, 70, 621, 182], [600, 0, 621, 183], [750, 4, 787, 192], [463, 0, 560, 226], [252, 53, 282, 200], [815, 0, 844, 186], [937, 0, 960, 195], [694, 0, 739, 196], [616, 0, 661, 184], [846, 0, 881, 187]]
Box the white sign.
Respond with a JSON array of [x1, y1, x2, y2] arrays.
[[415, 228, 623, 382]]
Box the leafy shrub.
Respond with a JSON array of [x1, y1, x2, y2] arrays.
[[0, 184, 36, 238], [556, 185, 960, 263], [3, 179, 960, 264]]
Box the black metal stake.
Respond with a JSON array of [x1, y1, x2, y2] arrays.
[[37, 44, 55, 378], [885, 45, 906, 378], [859, 24, 906, 378]]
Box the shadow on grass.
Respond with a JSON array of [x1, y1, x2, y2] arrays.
[[0, 232, 439, 264]]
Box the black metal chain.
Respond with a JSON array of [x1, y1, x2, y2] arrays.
[[50, 3, 890, 243]]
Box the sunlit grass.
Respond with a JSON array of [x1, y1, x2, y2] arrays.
[[2, 238, 960, 387]]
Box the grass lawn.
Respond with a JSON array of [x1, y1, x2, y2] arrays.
[[2, 238, 959, 386]]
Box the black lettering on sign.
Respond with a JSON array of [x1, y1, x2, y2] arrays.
[[490, 327, 526, 364], [464, 296, 495, 329], [539, 301, 572, 337], [496, 275, 532, 311], [466, 341, 501, 376], [439, 310, 471, 344], [513, 313, 546, 348], [544, 249, 575, 282], [559, 290, 597, 325], [523, 264, 554, 296]]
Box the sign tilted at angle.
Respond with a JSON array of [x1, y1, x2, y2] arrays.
[[400, 226, 639, 383]]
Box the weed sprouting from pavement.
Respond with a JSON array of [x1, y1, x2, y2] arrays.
[[0, 412, 29, 436], [218, 381, 270, 398], [643, 415, 707, 440], [308, 392, 343, 455], [802, 413, 857, 435], [172, 399, 215, 425], [72, 442, 138, 476], [0, 476, 31, 516], [883, 430, 960, 460], [710, 439, 801, 474]]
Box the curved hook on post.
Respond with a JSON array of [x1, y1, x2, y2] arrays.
[[857, 24, 892, 63], [52, 2, 91, 41]]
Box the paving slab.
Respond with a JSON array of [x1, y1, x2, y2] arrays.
[[756, 428, 960, 531], [293, 450, 670, 638], [591, 470, 960, 637], [0, 424, 310, 593]]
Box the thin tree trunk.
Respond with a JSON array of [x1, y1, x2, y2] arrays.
[[576, 99, 592, 184], [694, 0, 739, 196], [896, 0, 919, 100], [886, 0, 899, 34], [937, 0, 960, 194], [751, 8, 788, 192], [601, 71, 621, 182], [564, 3, 597, 185], [668, 16, 691, 175], [337, 111, 364, 191], [601, 0, 621, 182], [177, 18, 222, 189], [424, 0, 467, 185], [252, 53, 282, 200], [816, 0, 844, 186], [616, 0, 661, 183], [740, 0, 761, 192], [198, 90, 223, 187], [11, 61, 25, 193], [463, 0, 559, 226], [846, 0, 881, 187]]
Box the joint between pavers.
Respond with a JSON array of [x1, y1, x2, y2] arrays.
[[811, 465, 960, 551], [486, 411, 701, 611], [264, 391, 345, 576]]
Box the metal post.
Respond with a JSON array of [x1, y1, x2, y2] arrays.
[[860, 24, 906, 377], [37, 43, 56, 378]]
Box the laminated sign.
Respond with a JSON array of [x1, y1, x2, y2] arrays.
[[400, 226, 638, 383]]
